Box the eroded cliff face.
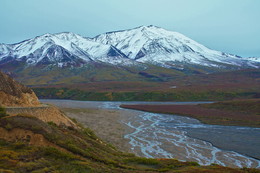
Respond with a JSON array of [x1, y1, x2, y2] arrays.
[[0, 71, 40, 107]]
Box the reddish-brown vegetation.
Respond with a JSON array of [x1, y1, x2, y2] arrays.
[[120, 101, 260, 127]]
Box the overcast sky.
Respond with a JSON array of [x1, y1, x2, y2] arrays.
[[1, 0, 259, 57]]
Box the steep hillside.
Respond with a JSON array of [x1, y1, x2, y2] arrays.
[[1, 113, 259, 172], [0, 71, 40, 107]]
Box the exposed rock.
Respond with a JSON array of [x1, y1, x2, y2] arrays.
[[0, 71, 40, 107], [0, 71, 77, 128]]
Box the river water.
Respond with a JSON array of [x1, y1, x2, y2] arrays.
[[41, 99, 260, 168]]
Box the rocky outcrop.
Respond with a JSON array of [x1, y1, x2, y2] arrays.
[[0, 71, 40, 107], [0, 71, 77, 128]]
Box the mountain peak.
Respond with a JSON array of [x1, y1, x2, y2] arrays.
[[93, 26, 259, 68], [136, 25, 161, 30], [41, 33, 52, 37], [32, 32, 85, 43], [53, 32, 82, 38], [94, 25, 201, 60]]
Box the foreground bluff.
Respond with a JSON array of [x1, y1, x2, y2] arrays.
[[0, 71, 40, 107], [0, 70, 76, 127]]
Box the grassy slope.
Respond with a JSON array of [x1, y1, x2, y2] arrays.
[[12, 63, 185, 86], [120, 99, 260, 127], [5, 60, 237, 87], [32, 69, 260, 101], [0, 113, 259, 172]]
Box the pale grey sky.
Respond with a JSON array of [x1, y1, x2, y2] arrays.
[[0, 0, 259, 57]]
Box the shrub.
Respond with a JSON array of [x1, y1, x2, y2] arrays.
[[124, 157, 160, 166], [82, 128, 98, 140], [5, 123, 13, 131], [13, 142, 26, 150], [42, 147, 75, 161], [70, 118, 77, 123], [47, 121, 57, 127], [0, 169, 14, 173], [0, 106, 9, 118]]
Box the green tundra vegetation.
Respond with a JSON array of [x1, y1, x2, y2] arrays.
[[31, 69, 260, 101], [0, 114, 259, 172], [33, 87, 259, 101], [0, 106, 8, 118]]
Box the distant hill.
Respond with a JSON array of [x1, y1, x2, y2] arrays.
[[33, 69, 260, 101]]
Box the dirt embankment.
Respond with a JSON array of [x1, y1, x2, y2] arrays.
[[6, 106, 77, 128]]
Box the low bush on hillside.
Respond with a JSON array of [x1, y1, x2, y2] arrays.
[[0, 106, 9, 118]]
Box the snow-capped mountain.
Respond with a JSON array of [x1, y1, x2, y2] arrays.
[[0, 32, 134, 67], [0, 25, 259, 70], [246, 57, 260, 63], [0, 44, 12, 57], [94, 25, 256, 68]]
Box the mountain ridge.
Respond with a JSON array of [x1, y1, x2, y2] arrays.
[[94, 25, 255, 69], [0, 26, 259, 69]]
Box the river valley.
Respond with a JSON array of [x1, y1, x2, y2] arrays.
[[41, 99, 260, 168]]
